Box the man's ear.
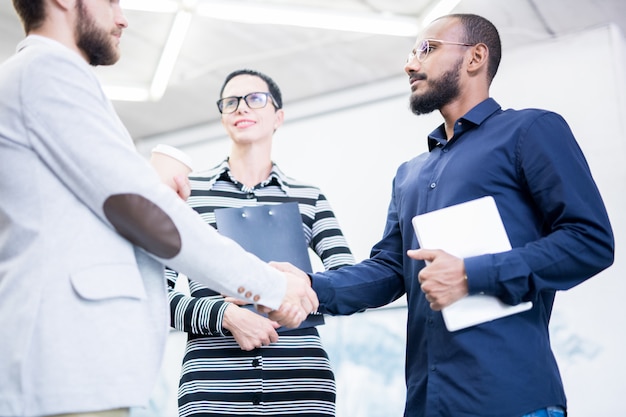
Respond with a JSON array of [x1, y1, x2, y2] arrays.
[[51, 0, 76, 11], [467, 43, 489, 75]]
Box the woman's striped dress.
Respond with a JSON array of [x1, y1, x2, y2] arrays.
[[167, 160, 355, 417]]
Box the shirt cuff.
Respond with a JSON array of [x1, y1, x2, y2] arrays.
[[464, 254, 497, 296], [194, 297, 229, 336]]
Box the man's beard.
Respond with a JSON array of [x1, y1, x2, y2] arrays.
[[409, 59, 463, 115], [76, 0, 119, 66]]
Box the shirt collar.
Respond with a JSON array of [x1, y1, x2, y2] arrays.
[[427, 98, 502, 151], [17, 35, 86, 66], [17, 35, 62, 53], [194, 158, 294, 195]]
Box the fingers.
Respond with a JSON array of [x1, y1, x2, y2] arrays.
[[407, 248, 438, 262], [223, 304, 280, 350], [243, 327, 279, 350], [292, 275, 319, 317], [239, 330, 279, 351], [270, 261, 308, 278], [173, 174, 191, 200], [268, 328, 279, 344], [256, 304, 272, 314], [269, 303, 307, 329], [412, 249, 467, 311], [223, 296, 250, 306], [303, 284, 319, 313], [270, 264, 319, 328], [422, 291, 443, 311]]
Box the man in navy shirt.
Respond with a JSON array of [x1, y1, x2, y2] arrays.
[[275, 13, 614, 417]]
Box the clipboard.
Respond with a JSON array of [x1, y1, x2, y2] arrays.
[[215, 202, 323, 331], [411, 196, 532, 331], [215, 202, 313, 273]]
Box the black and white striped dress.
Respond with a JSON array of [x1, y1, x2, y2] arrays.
[[167, 160, 355, 417]]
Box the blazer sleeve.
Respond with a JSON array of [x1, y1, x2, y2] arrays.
[[18, 44, 286, 309]]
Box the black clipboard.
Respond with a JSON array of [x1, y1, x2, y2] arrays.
[[215, 202, 313, 273], [215, 202, 323, 332]]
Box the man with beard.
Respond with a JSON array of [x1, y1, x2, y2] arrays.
[[273, 13, 614, 417], [0, 1, 317, 417]]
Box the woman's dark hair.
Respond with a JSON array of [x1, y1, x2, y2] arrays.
[[219, 69, 283, 109]]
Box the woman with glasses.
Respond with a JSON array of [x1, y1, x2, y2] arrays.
[[166, 69, 355, 417]]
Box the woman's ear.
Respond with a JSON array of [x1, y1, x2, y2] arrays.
[[274, 109, 285, 131]]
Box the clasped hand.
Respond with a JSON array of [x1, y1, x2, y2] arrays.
[[222, 262, 317, 350], [408, 248, 468, 311], [253, 261, 318, 329]]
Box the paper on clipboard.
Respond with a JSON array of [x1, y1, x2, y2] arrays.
[[411, 196, 532, 331]]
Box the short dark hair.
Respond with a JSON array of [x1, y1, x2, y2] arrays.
[[441, 14, 502, 84], [219, 69, 283, 109], [12, 0, 46, 34]]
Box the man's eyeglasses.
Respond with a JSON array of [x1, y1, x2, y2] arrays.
[[216, 92, 279, 114], [407, 39, 475, 63]]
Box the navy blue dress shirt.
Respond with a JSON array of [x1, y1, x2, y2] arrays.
[[312, 98, 614, 417]]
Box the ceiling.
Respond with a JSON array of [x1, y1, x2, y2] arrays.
[[1, 0, 624, 144]]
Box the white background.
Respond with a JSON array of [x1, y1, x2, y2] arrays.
[[136, 24, 626, 417]]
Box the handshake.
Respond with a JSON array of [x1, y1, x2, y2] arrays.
[[258, 261, 318, 329], [150, 145, 320, 330], [221, 261, 317, 330]]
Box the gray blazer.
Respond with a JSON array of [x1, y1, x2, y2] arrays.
[[0, 36, 287, 417]]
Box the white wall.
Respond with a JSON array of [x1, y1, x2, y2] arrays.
[[489, 24, 626, 416], [138, 24, 626, 417]]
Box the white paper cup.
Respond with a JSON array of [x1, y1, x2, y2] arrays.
[[150, 144, 194, 190]]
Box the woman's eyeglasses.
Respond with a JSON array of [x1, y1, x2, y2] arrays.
[[217, 92, 279, 114]]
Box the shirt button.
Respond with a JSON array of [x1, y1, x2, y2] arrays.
[[252, 394, 261, 405], [430, 365, 436, 371], [252, 358, 260, 367], [246, 193, 255, 199], [430, 182, 437, 189]]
